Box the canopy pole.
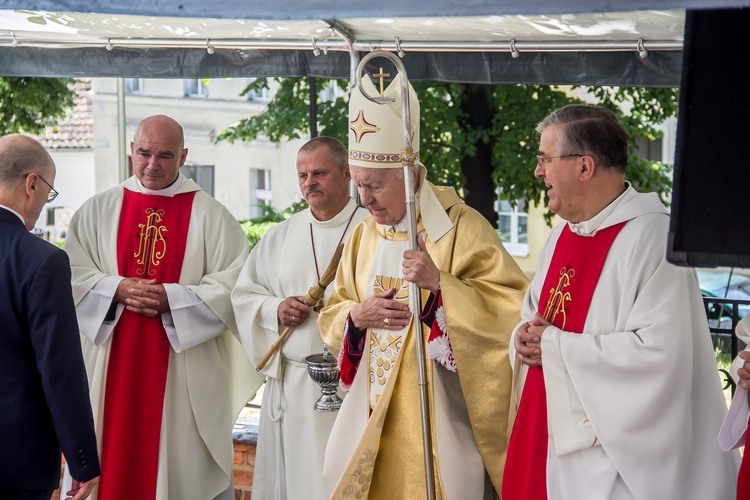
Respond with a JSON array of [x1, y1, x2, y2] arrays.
[[117, 78, 128, 182]]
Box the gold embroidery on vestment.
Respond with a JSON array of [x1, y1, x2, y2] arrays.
[[369, 274, 409, 411], [349, 110, 380, 143], [134, 207, 168, 277], [370, 332, 402, 388], [341, 448, 377, 498], [373, 275, 409, 303], [543, 266, 575, 327]]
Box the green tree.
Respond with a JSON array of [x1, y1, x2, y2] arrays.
[[218, 78, 678, 226], [239, 200, 309, 250], [0, 77, 75, 136]]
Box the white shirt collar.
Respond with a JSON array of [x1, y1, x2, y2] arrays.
[[568, 182, 632, 236], [135, 173, 187, 196]]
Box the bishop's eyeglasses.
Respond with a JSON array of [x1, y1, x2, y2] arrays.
[[23, 172, 59, 203]]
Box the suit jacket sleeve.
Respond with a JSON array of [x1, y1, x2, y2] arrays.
[[28, 249, 101, 482]]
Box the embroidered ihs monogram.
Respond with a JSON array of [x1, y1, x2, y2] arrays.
[[543, 266, 575, 328], [134, 207, 168, 277]]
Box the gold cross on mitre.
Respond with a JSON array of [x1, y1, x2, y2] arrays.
[[373, 67, 390, 96]]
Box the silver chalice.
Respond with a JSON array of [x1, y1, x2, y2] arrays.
[[304, 346, 342, 412]]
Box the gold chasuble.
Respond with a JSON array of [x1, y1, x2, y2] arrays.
[[319, 183, 528, 499], [99, 190, 195, 499]]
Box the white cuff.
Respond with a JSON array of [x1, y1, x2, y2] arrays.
[[77, 275, 124, 345], [542, 327, 598, 456], [163, 284, 227, 352]]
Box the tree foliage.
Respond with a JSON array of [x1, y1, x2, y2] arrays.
[[0, 77, 76, 136], [238, 199, 309, 250], [218, 77, 679, 224]]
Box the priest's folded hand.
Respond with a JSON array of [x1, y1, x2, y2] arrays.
[[515, 320, 544, 367], [402, 234, 440, 294], [350, 288, 412, 331], [116, 277, 169, 317]]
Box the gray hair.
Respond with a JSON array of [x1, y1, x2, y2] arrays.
[[536, 105, 629, 174], [298, 136, 348, 171]]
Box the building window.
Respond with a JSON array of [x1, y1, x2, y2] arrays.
[[125, 78, 144, 94], [185, 79, 208, 98], [245, 78, 270, 101], [633, 136, 664, 162], [182, 165, 214, 196], [496, 192, 529, 257], [46, 207, 56, 226], [249, 168, 272, 218]]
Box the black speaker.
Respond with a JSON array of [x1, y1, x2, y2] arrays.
[[667, 7, 750, 268]]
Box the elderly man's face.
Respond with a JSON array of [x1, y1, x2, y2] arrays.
[[350, 166, 408, 226]]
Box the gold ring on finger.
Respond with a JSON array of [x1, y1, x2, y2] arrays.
[[383, 317, 390, 326]]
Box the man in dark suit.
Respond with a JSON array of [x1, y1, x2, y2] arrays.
[[0, 134, 100, 500]]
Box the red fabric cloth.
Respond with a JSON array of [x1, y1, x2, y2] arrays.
[[98, 190, 196, 500], [503, 222, 626, 500], [339, 315, 365, 388], [738, 418, 750, 499]]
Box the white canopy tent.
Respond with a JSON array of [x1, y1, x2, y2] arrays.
[[0, 6, 697, 86], [0, 1, 746, 85]]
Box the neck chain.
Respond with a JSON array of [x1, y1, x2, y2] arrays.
[[310, 205, 358, 281]]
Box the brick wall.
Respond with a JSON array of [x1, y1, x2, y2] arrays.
[[51, 442, 257, 500], [233, 442, 256, 500]]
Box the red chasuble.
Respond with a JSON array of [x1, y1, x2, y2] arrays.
[[503, 222, 626, 500], [98, 189, 196, 500]]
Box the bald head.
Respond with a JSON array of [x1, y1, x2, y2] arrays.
[[0, 134, 56, 230], [0, 134, 54, 185], [133, 115, 185, 149]]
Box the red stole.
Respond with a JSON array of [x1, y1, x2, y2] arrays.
[[739, 425, 750, 498], [98, 189, 196, 500], [503, 222, 626, 500]]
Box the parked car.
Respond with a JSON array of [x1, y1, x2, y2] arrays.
[[696, 268, 750, 342], [698, 269, 750, 324]]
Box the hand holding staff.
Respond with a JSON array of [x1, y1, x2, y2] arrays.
[[255, 243, 345, 371]]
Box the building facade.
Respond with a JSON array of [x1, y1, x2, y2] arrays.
[[39, 77, 308, 240]]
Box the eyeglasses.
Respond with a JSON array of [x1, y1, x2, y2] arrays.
[[23, 173, 59, 203], [536, 154, 584, 166]]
